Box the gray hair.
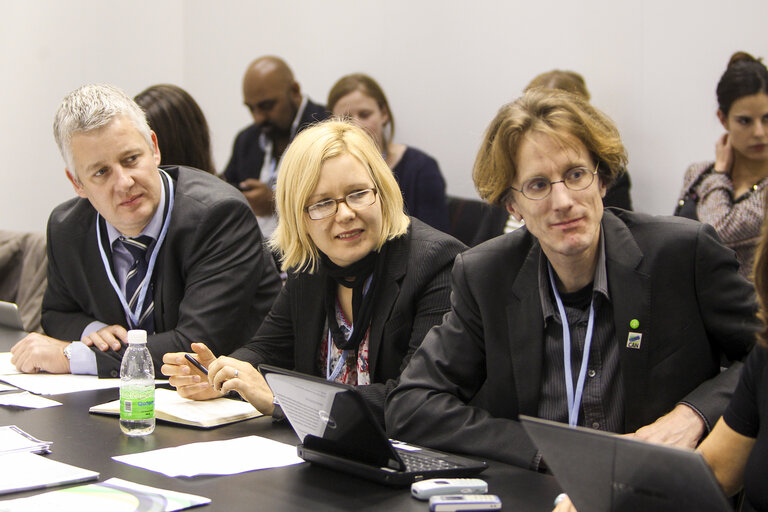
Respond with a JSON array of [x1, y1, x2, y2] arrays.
[[53, 84, 152, 175]]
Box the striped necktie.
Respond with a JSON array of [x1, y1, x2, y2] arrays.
[[120, 235, 155, 333]]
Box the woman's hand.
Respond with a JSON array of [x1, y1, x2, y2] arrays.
[[714, 133, 733, 174], [208, 356, 276, 415], [161, 342, 223, 400]]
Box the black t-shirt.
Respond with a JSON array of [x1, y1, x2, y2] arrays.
[[723, 345, 768, 511]]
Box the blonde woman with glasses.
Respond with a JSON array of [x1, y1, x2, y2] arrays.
[[161, 120, 465, 424]]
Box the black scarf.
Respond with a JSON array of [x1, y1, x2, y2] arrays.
[[322, 244, 388, 351]]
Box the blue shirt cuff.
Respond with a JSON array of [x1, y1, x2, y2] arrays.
[[81, 321, 108, 339], [68, 341, 97, 375]]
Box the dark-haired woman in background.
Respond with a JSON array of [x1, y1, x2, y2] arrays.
[[135, 84, 215, 174], [327, 73, 449, 232], [676, 52, 768, 279]]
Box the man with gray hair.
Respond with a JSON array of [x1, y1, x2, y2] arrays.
[[11, 84, 281, 377]]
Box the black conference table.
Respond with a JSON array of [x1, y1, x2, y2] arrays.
[[0, 352, 562, 510]]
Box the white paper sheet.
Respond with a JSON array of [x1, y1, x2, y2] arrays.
[[0, 353, 20, 376], [0, 452, 98, 495], [0, 392, 61, 409], [0, 425, 51, 454], [0, 363, 169, 395], [0, 374, 122, 395], [113, 435, 303, 477], [0, 383, 19, 393]]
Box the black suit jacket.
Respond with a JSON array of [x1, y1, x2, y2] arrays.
[[387, 209, 758, 469], [223, 99, 329, 184], [42, 166, 282, 377], [230, 218, 466, 422]]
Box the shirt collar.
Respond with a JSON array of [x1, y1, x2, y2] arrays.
[[107, 169, 167, 247], [538, 228, 610, 321]]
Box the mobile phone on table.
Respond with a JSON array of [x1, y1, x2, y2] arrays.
[[411, 478, 488, 500], [429, 494, 502, 511]]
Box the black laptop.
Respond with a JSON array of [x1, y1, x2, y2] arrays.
[[260, 365, 488, 486], [520, 415, 733, 512]]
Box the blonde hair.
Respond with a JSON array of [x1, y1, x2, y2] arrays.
[[473, 89, 627, 205], [269, 120, 410, 273]]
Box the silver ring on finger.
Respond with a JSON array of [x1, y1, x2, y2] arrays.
[[233, 369, 239, 378]]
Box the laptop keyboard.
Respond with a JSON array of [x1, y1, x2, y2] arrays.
[[398, 451, 461, 472]]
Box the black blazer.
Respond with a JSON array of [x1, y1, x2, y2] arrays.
[[230, 218, 467, 422], [387, 209, 758, 469], [42, 166, 282, 377], [223, 99, 330, 185]]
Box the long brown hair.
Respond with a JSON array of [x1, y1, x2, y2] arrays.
[[753, 200, 768, 346], [134, 84, 215, 174]]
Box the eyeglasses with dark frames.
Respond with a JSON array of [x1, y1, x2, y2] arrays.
[[505, 163, 599, 201], [305, 188, 378, 220]]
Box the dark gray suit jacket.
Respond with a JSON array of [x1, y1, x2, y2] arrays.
[[230, 218, 466, 422], [42, 166, 282, 377], [387, 209, 758, 469]]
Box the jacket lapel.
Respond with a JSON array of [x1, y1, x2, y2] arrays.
[[294, 271, 331, 374], [146, 167, 178, 332], [508, 243, 546, 414], [602, 211, 650, 432], [89, 218, 128, 326], [368, 235, 408, 377]]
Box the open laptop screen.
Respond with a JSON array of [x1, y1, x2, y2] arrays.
[[520, 415, 732, 512], [262, 367, 403, 469]]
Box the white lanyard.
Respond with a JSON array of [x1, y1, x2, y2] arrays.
[[258, 140, 276, 188], [547, 263, 596, 427], [258, 95, 308, 190], [96, 169, 174, 329]]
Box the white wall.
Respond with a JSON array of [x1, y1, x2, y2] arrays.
[[0, 0, 184, 232], [2, 0, 767, 233]]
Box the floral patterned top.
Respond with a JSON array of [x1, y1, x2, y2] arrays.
[[318, 298, 371, 386]]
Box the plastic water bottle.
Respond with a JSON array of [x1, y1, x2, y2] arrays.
[[119, 329, 155, 436]]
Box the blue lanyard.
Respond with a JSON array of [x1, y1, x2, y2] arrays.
[[547, 263, 596, 427], [96, 169, 174, 329], [326, 334, 349, 381]]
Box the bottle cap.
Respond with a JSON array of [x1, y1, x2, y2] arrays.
[[127, 329, 148, 344]]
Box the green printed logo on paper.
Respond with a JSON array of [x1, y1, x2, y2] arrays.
[[120, 386, 155, 420]]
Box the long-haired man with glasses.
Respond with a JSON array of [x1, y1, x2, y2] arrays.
[[387, 89, 759, 471]]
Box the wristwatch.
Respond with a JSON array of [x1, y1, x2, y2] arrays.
[[62, 343, 73, 360]]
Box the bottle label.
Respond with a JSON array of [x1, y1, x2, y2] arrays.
[[120, 386, 155, 420]]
